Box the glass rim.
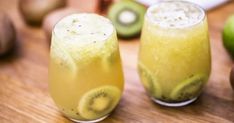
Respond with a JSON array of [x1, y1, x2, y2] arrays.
[[146, 0, 206, 29], [52, 13, 116, 43]]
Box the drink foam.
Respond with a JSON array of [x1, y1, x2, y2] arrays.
[[147, 1, 204, 28], [53, 13, 114, 46]]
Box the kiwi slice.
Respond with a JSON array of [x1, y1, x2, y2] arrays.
[[102, 50, 118, 72], [58, 106, 85, 120], [108, 0, 146, 38], [50, 37, 77, 73], [101, 38, 118, 71], [138, 62, 162, 98], [170, 74, 207, 101], [78, 85, 121, 120]]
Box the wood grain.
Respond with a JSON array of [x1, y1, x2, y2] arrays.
[[0, 0, 234, 123]]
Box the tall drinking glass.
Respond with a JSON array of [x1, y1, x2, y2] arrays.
[[49, 14, 124, 122], [138, 1, 211, 107]]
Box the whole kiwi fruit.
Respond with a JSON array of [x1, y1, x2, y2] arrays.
[[230, 65, 234, 90], [0, 12, 16, 56], [19, 0, 66, 25]]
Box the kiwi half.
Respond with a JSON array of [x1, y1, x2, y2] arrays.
[[78, 85, 121, 120], [170, 74, 207, 102], [108, 0, 146, 38], [138, 62, 162, 98]]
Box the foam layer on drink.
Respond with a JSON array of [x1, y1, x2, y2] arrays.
[[52, 13, 117, 66], [147, 1, 204, 28], [53, 13, 114, 47]]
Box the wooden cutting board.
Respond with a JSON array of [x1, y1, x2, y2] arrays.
[[0, 0, 234, 123]]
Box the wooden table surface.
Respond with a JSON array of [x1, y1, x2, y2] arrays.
[[0, 0, 234, 123]]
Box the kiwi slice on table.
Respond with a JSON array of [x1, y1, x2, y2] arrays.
[[108, 0, 146, 38], [170, 74, 207, 102], [138, 63, 162, 98], [78, 86, 121, 120]]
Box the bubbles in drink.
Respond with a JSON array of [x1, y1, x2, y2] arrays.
[[147, 1, 204, 28], [52, 14, 116, 65], [54, 14, 114, 47]]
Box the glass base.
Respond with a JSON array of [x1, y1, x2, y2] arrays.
[[151, 97, 198, 107], [69, 114, 109, 123]]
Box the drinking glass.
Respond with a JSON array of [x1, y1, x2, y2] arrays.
[[49, 13, 124, 122], [138, 1, 211, 107]]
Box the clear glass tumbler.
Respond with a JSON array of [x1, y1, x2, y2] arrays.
[[49, 13, 124, 122], [138, 1, 211, 107]]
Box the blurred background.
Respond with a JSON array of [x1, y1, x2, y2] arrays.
[[0, 0, 234, 122]]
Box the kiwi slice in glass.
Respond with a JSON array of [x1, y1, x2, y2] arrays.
[[78, 86, 121, 120], [170, 74, 207, 102], [108, 0, 146, 38], [138, 62, 162, 98], [50, 38, 77, 74], [101, 38, 118, 71]]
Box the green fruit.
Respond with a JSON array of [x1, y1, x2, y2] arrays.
[[78, 86, 121, 120], [58, 106, 85, 120], [138, 62, 162, 98], [101, 37, 118, 71], [102, 50, 118, 72], [50, 36, 76, 74], [223, 15, 234, 57], [108, 0, 146, 38], [170, 74, 206, 101]]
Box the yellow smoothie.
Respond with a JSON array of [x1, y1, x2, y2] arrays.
[[49, 14, 124, 121], [138, 1, 211, 106]]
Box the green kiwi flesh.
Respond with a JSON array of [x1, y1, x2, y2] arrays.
[[78, 85, 121, 120], [108, 0, 146, 38], [170, 74, 207, 102], [138, 62, 162, 98]]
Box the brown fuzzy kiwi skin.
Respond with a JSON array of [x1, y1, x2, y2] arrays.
[[19, 0, 66, 26], [0, 12, 16, 56], [230, 65, 234, 90]]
